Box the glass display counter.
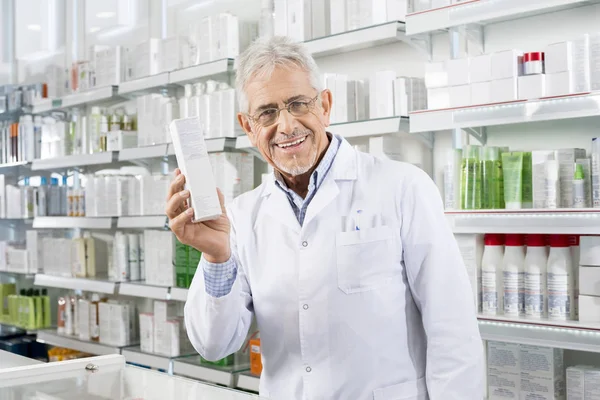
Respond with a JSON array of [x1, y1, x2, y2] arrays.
[[0, 354, 263, 400]]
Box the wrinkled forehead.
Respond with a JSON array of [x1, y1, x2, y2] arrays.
[[246, 64, 314, 112]]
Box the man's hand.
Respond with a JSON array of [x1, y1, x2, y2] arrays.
[[166, 168, 231, 263]]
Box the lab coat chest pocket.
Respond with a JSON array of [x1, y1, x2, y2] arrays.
[[374, 377, 428, 400], [336, 225, 398, 294]]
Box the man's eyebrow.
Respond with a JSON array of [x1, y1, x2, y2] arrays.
[[254, 102, 279, 113], [284, 95, 310, 104], [253, 95, 310, 113]]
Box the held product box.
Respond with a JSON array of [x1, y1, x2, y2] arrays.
[[488, 341, 520, 399], [169, 117, 221, 223], [520, 345, 565, 400], [579, 295, 600, 323], [580, 236, 600, 266]]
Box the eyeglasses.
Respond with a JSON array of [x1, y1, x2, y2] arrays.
[[248, 94, 320, 127]]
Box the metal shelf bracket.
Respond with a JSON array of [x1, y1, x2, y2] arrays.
[[465, 127, 488, 145], [403, 33, 433, 61], [414, 131, 435, 149]]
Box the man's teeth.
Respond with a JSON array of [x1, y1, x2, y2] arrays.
[[277, 136, 306, 148]]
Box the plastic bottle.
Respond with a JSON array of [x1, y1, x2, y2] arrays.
[[34, 115, 43, 159], [110, 112, 121, 131], [33, 289, 43, 329], [48, 178, 59, 216], [35, 177, 48, 217], [89, 107, 102, 153], [57, 296, 67, 334], [20, 115, 35, 161], [574, 163, 586, 208], [128, 233, 140, 281], [461, 145, 482, 210], [99, 114, 109, 152], [503, 234, 526, 317], [207, 81, 221, 139], [481, 234, 505, 315], [547, 234, 574, 321], [482, 147, 504, 209], [90, 293, 101, 342], [21, 177, 34, 218], [179, 84, 193, 119], [61, 175, 68, 216], [524, 234, 548, 319]]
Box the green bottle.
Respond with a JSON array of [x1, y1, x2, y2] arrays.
[[482, 147, 504, 209], [174, 237, 189, 289], [33, 290, 43, 329], [188, 248, 202, 288], [8, 294, 19, 326], [41, 289, 51, 328], [461, 145, 483, 210], [522, 152, 533, 208]]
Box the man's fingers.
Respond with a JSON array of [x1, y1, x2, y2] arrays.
[[165, 189, 190, 219], [169, 207, 194, 233], [166, 173, 186, 200], [216, 188, 227, 215]]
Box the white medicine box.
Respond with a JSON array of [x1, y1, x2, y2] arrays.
[[470, 81, 492, 105], [488, 341, 520, 400], [518, 74, 546, 101], [449, 85, 471, 108], [579, 266, 600, 296], [470, 54, 492, 83], [580, 236, 600, 267], [447, 58, 470, 87], [491, 77, 518, 103], [545, 41, 573, 74], [546, 72, 576, 97], [520, 345, 565, 400], [491, 50, 523, 80], [427, 87, 450, 110], [425, 62, 448, 89], [579, 295, 600, 323]]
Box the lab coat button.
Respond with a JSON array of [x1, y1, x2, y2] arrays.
[[302, 241, 308, 247], [306, 366, 312, 373], [226, 274, 233, 279], [303, 304, 309, 310]]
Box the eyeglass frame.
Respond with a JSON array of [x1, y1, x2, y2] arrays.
[[246, 93, 322, 128]]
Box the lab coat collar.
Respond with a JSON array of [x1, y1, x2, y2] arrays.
[[261, 135, 357, 198], [260, 136, 357, 232]]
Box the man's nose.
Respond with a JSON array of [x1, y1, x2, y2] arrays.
[[276, 108, 300, 135]]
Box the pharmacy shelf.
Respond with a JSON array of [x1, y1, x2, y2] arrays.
[[329, 116, 411, 138], [118, 73, 170, 96], [118, 145, 170, 161], [0, 270, 35, 279], [31, 152, 116, 171], [236, 373, 260, 392], [235, 135, 253, 150], [34, 274, 117, 295], [0, 161, 30, 172], [305, 21, 408, 58], [122, 346, 175, 371], [169, 59, 235, 85], [446, 209, 600, 234], [31, 86, 118, 114], [32, 217, 114, 229], [478, 316, 600, 353], [169, 287, 188, 302], [119, 282, 170, 300], [117, 216, 168, 229], [36, 329, 122, 355], [406, 0, 600, 35], [172, 357, 249, 387], [410, 92, 600, 133]]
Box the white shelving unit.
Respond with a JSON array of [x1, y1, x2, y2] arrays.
[[478, 316, 600, 353], [169, 59, 234, 85], [117, 216, 167, 229], [34, 274, 117, 295], [236, 373, 260, 393], [122, 346, 174, 371], [118, 145, 170, 161], [446, 209, 600, 234], [169, 287, 188, 302], [118, 73, 170, 95], [31, 152, 116, 171], [409, 92, 600, 133], [305, 21, 408, 58], [31, 86, 118, 113], [36, 330, 123, 355], [172, 357, 241, 387], [119, 282, 170, 300], [405, 0, 600, 35], [32, 217, 114, 229]]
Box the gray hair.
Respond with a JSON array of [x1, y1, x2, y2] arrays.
[[235, 36, 323, 114]]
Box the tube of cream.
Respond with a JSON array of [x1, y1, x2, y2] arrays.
[[502, 152, 524, 209]]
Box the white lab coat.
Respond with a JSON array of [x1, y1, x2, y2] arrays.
[[185, 138, 484, 400]]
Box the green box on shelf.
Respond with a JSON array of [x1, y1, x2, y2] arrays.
[[188, 247, 202, 287], [174, 237, 189, 289], [200, 354, 234, 367]]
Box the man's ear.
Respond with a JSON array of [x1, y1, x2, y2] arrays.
[[319, 89, 333, 127], [237, 113, 257, 146]]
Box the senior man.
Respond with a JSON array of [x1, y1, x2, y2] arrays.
[[166, 36, 483, 400]]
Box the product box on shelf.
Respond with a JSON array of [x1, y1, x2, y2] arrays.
[[287, 0, 312, 42], [91, 45, 124, 87], [557, 148, 587, 208], [454, 234, 483, 311], [449, 85, 471, 108], [447, 58, 470, 87], [488, 341, 521, 399], [127, 39, 161, 80], [573, 34, 591, 93], [139, 312, 154, 354], [520, 345, 565, 400], [590, 33, 600, 91], [144, 230, 175, 287], [369, 70, 398, 120], [545, 41, 573, 74], [427, 87, 449, 110], [518, 74, 546, 101], [311, 0, 330, 39], [358, 0, 387, 28], [274, 0, 289, 36], [491, 50, 523, 80], [580, 236, 600, 267], [425, 62, 448, 89], [567, 365, 600, 399], [106, 130, 137, 152], [579, 295, 600, 323], [470, 81, 492, 106], [546, 71, 576, 97], [491, 77, 518, 103], [531, 151, 560, 208], [470, 54, 492, 83], [579, 266, 600, 297]]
